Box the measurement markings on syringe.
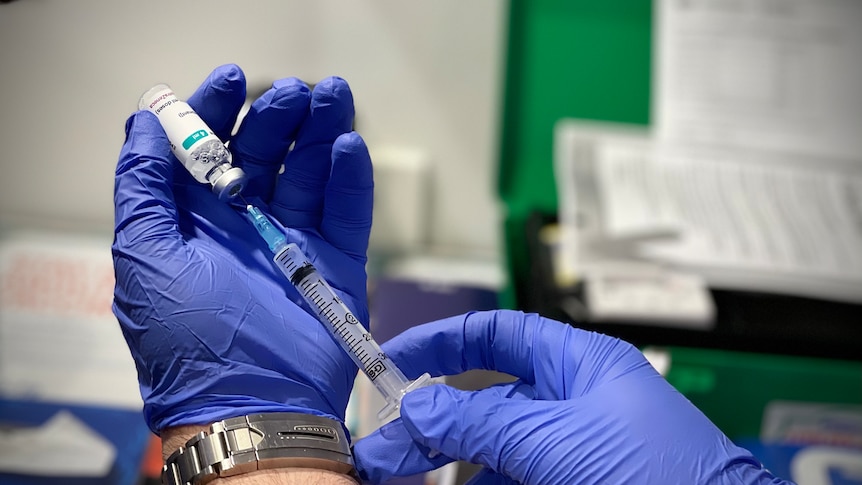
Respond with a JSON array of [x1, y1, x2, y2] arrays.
[[299, 279, 373, 357], [354, 347, 370, 365], [302, 284, 341, 326], [342, 333, 367, 356], [328, 313, 367, 355], [275, 251, 299, 273]]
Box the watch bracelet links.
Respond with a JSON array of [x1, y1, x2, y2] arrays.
[[162, 412, 357, 485]]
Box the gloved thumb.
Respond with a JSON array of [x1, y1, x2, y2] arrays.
[[400, 384, 559, 484], [118, 110, 171, 177], [115, 110, 181, 248], [352, 381, 532, 484]]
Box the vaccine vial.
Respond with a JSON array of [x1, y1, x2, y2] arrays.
[[139, 83, 246, 200]]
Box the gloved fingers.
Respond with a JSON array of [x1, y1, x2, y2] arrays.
[[381, 310, 649, 399], [464, 380, 535, 401], [186, 64, 247, 141], [352, 382, 530, 484], [114, 111, 182, 251], [271, 76, 355, 229], [353, 417, 453, 485], [321, 132, 373, 262], [230, 78, 311, 200], [399, 384, 561, 484], [380, 311, 567, 388]]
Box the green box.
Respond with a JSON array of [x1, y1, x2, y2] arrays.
[[497, 0, 862, 438], [665, 347, 862, 439]]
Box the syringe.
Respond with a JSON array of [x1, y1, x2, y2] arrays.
[[243, 204, 432, 420]]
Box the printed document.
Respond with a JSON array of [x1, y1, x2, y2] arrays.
[[555, 0, 862, 304]]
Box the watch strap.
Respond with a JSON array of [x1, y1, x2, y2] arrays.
[[162, 412, 356, 485]]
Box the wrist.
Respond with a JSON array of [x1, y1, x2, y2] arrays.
[[161, 424, 216, 462], [181, 468, 359, 485], [161, 413, 357, 485], [196, 469, 358, 485]]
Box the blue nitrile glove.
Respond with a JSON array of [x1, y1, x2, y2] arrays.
[[354, 310, 792, 485], [113, 64, 373, 433]]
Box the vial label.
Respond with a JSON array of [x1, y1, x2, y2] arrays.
[[139, 84, 232, 185]]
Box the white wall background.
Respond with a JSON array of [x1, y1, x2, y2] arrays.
[[0, 0, 506, 258]]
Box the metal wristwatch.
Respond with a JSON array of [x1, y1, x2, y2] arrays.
[[162, 412, 357, 485]]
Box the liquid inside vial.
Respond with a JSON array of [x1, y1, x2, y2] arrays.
[[187, 139, 230, 183]]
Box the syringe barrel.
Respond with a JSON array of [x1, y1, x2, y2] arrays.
[[272, 243, 413, 403], [367, 365, 414, 403], [139, 84, 246, 200]]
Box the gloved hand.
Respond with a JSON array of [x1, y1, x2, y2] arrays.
[[113, 64, 373, 433], [354, 310, 789, 484]]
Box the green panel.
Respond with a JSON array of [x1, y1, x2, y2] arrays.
[[498, 0, 652, 307], [496, 1, 862, 441], [499, 0, 651, 207], [666, 347, 862, 440]]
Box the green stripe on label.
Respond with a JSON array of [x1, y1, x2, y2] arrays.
[[182, 130, 209, 149]]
